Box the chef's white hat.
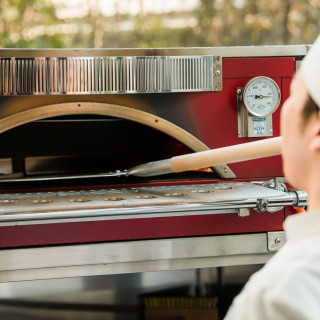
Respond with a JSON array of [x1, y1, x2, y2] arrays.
[[301, 35, 320, 108]]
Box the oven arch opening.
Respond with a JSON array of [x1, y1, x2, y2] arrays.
[[0, 102, 233, 179]]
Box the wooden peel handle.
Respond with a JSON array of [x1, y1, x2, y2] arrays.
[[170, 136, 283, 173]]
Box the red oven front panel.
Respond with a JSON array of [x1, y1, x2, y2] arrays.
[[0, 56, 296, 248]]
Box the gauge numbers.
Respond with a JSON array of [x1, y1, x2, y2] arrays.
[[242, 76, 281, 117]]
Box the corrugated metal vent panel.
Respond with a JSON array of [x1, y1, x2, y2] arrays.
[[0, 56, 216, 95]]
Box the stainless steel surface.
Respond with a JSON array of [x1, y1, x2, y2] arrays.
[[0, 170, 129, 182], [128, 159, 172, 177], [237, 87, 246, 137], [261, 178, 288, 212], [255, 189, 307, 213], [0, 45, 308, 59], [212, 55, 222, 90], [0, 233, 274, 282], [238, 208, 250, 217], [291, 190, 308, 207], [127, 160, 233, 179], [267, 231, 286, 251], [262, 178, 288, 192], [0, 182, 294, 225], [0, 55, 219, 95], [237, 87, 274, 138], [215, 45, 307, 57]]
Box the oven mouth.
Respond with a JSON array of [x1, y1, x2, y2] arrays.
[[0, 115, 219, 189], [0, 102, 234, 185]]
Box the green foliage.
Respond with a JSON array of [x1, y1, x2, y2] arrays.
[[0, 0, 62, 47], [0, 0, 320, 48]]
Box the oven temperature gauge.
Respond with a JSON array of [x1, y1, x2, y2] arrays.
[[242, 76, 281, 117]]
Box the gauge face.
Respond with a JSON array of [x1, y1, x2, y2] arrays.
[[242, 76, 281, 117]]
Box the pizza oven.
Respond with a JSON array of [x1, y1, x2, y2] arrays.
[[0, 47, 308, 282]]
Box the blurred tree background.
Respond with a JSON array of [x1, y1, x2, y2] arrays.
[[1, 0, 320, 48]]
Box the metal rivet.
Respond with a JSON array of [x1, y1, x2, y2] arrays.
[[215, 70, 221, 76], [275, 238, 281, 244]]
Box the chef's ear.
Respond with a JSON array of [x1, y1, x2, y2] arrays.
[[309, 111, 320, 152]]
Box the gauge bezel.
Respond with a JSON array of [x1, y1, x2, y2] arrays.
[[242, 76, 281, 117]]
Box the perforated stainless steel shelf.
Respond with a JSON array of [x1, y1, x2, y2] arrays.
[[0, 182, 301, 225]]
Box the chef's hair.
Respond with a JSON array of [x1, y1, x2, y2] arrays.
[[302, 94, 318, 123]]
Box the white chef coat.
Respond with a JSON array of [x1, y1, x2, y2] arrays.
[[224, 209, 320, 320]]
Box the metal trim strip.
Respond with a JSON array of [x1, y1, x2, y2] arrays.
[[0, 233, 273, 282], [0, 45, 308, 58]]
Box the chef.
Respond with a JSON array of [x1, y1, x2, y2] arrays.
[[224, 34, 320, 320]]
